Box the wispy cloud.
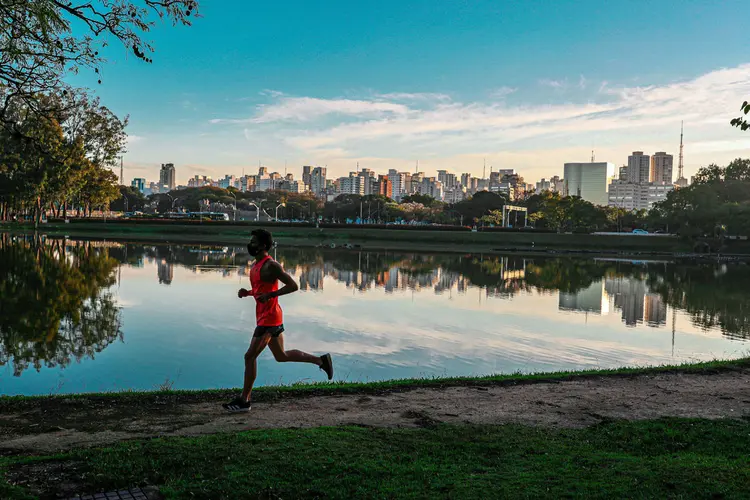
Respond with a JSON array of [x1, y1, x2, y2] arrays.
[[490, 86, 517, 99], [126, 135, 144, 145], [539, 78, 566, 89], [375, 92, 451, 102], [211, 96, 409, 124]]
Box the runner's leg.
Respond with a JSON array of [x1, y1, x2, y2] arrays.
[[268, 333, 322, 366], [241, 334, 270, 402]]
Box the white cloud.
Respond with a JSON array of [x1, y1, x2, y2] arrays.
[[375, 92, 451, 102], [578, 75, 587, 89], [539, 78, 566, 89], [211, 96, 409, 124], [490, 86, 517, 99], [126, 135, 144, 145]]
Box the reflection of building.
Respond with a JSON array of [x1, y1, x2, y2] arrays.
[[644, 293, 667, 327], [157, 259, 174, 285], [605, 277, 647, 326], [298, 266, 324, 291], [559, 281, 608, 314]]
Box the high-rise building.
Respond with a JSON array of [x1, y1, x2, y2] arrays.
[[377, 174, 392, 198], [651, 152, 674, 184], [218, 175, 236, 189], [627, 152, 651, 184], [302, 165, 312, 187], [358, 168, 375, 195], [131, 178, 146, 193], [609, 181, 673, 210], [536, 177, 564, 193], [461, 173, 472, 189], [437, 170, 457, 190], [338, 172, 366, 196], [388, 169, 407, 201], [618, 165, 628, 181], [240, 175, 257, 192], [259, 166, 269, 176], [563, 162, 615, 206], [311, 167, 327, 197], [159, 163, 176, 191]]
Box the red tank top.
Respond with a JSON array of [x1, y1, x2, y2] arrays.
[[250, 255, 284, 326]]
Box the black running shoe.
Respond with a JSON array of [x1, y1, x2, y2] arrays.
[[222, 397, 251, 412], [320, 353, 334, 380]]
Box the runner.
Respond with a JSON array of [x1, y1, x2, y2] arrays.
[[223, 229, 333, 412]]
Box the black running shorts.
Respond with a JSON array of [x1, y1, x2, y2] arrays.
[[253, 325, 285, 337]]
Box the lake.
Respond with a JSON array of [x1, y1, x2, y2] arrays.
[[1, 234, 748, 396]]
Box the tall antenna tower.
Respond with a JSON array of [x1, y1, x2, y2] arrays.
[[677, 121, 685, 180], [119, 157, 124, 185], [415, 160, 419, 173], [483, 158, 486, 179], [591, 150, 595, 163]]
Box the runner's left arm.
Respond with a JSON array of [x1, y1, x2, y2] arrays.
[[257, 261, 299, 302]]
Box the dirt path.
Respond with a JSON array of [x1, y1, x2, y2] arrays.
[[2, 369, 749, 454]]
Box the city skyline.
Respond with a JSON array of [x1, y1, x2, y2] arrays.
[[76, 1, 750, 183]]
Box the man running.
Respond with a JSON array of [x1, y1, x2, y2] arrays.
[[223, 229, 333, 412]]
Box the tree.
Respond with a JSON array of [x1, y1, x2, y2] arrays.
[[649, 159, 750, 237], [453, 191, 507, 224], [402, 193, 439, 207], [730, 100, 750, 132], [110, 185, 147, 212], [76, 163, 120, 216], [1, 0, 198, 130]]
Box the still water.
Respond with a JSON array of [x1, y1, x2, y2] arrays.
[[1, 235, 748, 396]]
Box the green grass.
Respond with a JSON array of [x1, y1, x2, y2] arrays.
[[2, 220, 696, 253], [2, 419, 749, 499], [2, 357, 747, 405]]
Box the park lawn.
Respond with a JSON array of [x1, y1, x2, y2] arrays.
[[2, 418, 749, 499]]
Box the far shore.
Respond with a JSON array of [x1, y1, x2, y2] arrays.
[[3, 220, 748, 259]]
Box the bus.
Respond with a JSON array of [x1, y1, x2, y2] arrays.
[[188, 212, 230, 221]]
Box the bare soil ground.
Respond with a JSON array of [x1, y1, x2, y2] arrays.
[[2, 369, 749, 455]]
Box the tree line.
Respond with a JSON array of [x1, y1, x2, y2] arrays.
[[1, 0, 199, 224]]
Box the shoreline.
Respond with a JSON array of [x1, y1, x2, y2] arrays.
[[3, 222, 749, 260], [3, 357, 747, 403]]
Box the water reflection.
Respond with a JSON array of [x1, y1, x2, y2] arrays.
[[73, 242, 750, 340], [0, 235, 122, 376], [2, 238, 749, 391]]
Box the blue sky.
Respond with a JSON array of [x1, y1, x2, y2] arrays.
[[74, 0, 750, 183]]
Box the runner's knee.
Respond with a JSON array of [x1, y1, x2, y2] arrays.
[[272, 350, 288, 362], [244, 350, 261, 362]]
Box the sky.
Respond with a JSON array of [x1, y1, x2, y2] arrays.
[[71, 0, 750, 184]]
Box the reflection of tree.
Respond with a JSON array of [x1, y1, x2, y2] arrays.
[[646, 264, 750, 339], [0, 235, 122, 376]]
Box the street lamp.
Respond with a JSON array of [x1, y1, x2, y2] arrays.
[[275, 202, 286, 221], [248, 200, 265, 222], [165, 193, 179, 212], [228, 191, 237, 222]]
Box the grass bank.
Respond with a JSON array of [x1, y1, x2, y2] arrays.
[[1, 220, 708, 255], [2, 357, 747, 406], [2, 418, 749, 499]]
